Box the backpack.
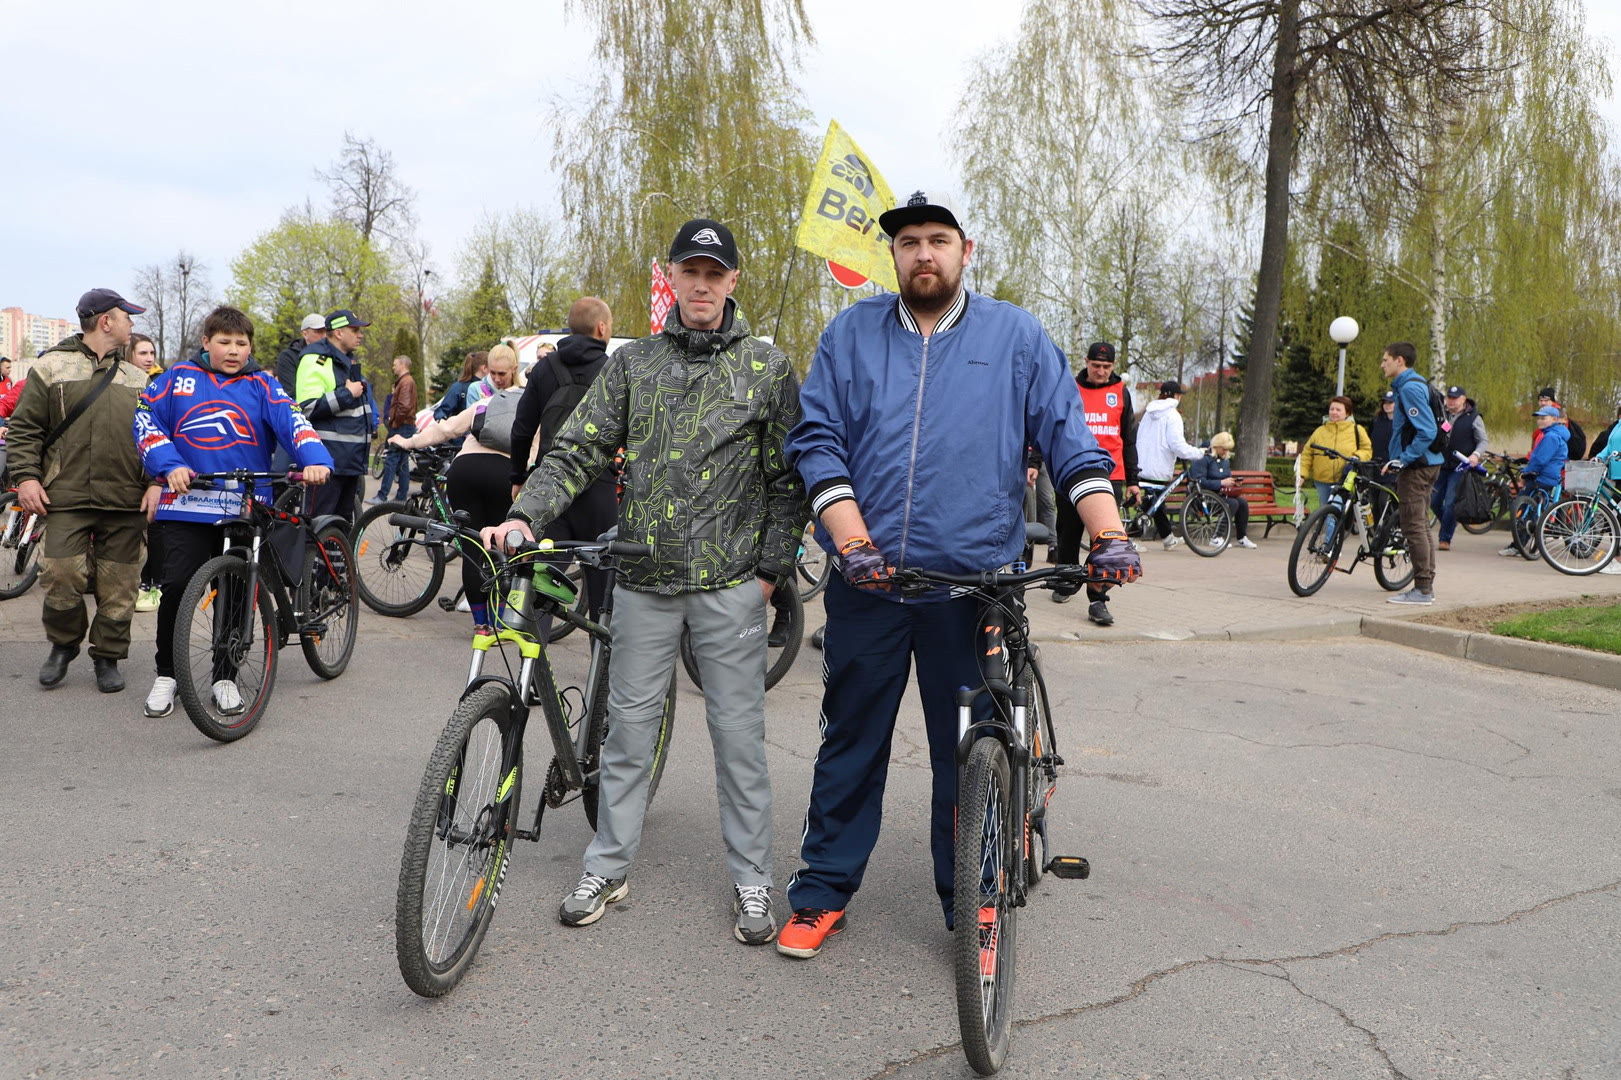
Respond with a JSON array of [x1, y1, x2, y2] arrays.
[[471, 389, 521, 453], [1453, 468, 1494, 524], [538, 352, 598, 453], [1399, 381, 1450, 458]]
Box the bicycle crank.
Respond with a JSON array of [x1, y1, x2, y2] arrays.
[[1045, 856, 1091, 880]]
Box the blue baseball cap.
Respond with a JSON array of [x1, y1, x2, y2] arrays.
[[325, 310, 370, 331], [1534, 405, 1562, 417], [76, 288, 145, 319]]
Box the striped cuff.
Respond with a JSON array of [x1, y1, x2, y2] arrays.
[[810, 477, 856, 517], [1062, 469, 1115, 505]]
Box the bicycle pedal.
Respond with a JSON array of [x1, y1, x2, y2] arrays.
[[1045, 856, 1090, 880], [1048, 754, 1065, 767], [437, 597, 457, 612]]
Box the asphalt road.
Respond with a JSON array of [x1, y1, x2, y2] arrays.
[[2, 611, 1618, 1079]]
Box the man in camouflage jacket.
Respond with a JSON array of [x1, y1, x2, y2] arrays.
[[7, 289, 161, 692], [489, 219, 805, 946]]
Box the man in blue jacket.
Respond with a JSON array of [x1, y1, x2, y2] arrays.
[[1380, 341, 1443, 604], [777, 192, 1141, 958]]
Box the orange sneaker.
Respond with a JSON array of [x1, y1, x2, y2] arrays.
[[776, 907, 847, 958], [978, 906, 999, 978]]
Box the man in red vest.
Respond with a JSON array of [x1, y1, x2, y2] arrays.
[[1053, 341, 1139, 625]]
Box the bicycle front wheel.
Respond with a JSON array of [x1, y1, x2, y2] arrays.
[[1181, 490, 1233, 557], [353, 500, 446, 617], [955, 737, 1017, 1076], [1539, 496, 1621, 575], [1286, 507, 1341, 597], [1023, 665, 1056, 890], [796, 524, 832, 599], [300, 523, 359, 678], [0, 494, 44, 600], [1509, 495, 1541, 559], [396, 682, 520, 998], [174, 555, 278, 742]]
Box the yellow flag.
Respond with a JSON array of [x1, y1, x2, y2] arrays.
[[795, 120, 899, 292]]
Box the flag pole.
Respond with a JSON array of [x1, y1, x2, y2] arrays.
[[774, 246, 800, 340]]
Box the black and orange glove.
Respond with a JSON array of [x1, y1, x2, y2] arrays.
[[838, 537, 894, 590], [1085, 529, 1141, 585]]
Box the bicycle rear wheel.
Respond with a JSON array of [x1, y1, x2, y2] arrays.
[[796, 523, 832, 600], [174, 555, 278, 742], [1461, 486, 1502, 535], [396, 682, 520, 997], [955, 737, 1017, 1077], [1286, 507, 1342, 597], [1180, 490, 1233, 556], [581, 669, 677, 832], [0, 494, 43, 600], [1539, 497, 1621, 575], [353, 500, 446, 617], [300, 523, 359, 678], [679, 579, 804, 691]]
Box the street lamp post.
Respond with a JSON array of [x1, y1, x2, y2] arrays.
[[1329, 316, 1360, 397]]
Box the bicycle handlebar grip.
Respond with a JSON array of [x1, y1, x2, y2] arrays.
[[604, 541, 652, 558], [388, 514, 434, 531]]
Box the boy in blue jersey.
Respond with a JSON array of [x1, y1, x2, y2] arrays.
[[132, 306, 334, 718]]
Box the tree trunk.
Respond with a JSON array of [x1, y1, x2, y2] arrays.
[[1428, 214, 1448, 389], [1234, 0, 1301, 471]]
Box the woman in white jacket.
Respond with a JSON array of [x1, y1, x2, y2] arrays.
[[1135, 380, 1206, 549]]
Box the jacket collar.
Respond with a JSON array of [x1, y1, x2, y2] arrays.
[[896, 289, 967, 337], [665, 298, 749, 357]]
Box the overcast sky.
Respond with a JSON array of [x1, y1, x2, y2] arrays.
[[2, 0, 1617, 323]]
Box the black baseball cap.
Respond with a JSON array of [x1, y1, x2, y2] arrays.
[[1538, 386, 1557, 401], [1160, 380, 1185, 395], [1446, 385, 1466, 398], [1086, 342, 1116, 364], [325, 310, 370, 331], [76, 288, 145, 319], [1382, 390, 1395, 401], [879, 190, 963, 238], [668, 219, 738, 270]]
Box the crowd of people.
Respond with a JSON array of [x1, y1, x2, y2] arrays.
[[6, 187, 1617, 959]]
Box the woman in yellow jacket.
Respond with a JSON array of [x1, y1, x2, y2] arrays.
[[1299, 395, 1373, 507]]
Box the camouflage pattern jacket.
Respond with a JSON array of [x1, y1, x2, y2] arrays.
[[513, 301, 807, 595], [5, 335, 149, 512]]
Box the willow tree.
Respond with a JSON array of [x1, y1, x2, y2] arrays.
[[956, 0, 1165, 360], [553, 0, 836, 368], [1145, 0, 1500, 469]]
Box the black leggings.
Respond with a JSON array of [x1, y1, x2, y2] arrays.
[[447, 453, 513, 607]]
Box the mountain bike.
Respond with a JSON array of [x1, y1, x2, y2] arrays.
[[888, 560, 1105, 1076], [1287, 446, 1413, 597], [1461, 451, 1523, 535], [0, 491, 44, 600], [1508, 481, 1562, 560], [1536, 457, 1621, 575], [1121, 471, 1232, 556], [394, 517, 676, 998], [677, 575, 804, 692], [171, 471, 358, 742]]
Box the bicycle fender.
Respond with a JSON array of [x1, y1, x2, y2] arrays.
[[461, 674, 529, 726], [309, 513, 350, 536]]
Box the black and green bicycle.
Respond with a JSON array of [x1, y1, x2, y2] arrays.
[[394, 517, 676, 997]]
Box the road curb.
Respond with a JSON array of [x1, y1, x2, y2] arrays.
[[1360, 615, 1621, 691]]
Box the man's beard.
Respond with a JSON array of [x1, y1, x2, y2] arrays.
[[899, 262, 962, 313]]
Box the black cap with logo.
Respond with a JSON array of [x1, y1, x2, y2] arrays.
[[1086, 342, 1116, 364], [1446, 385, 1466, 398], [325, 310, 371, 331], [76, 288, 145, 320], [669, 219, 738, 270]]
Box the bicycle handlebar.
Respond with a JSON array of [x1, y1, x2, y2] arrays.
[[386, 514, 652, 561], [889, 563, 1112, 596]]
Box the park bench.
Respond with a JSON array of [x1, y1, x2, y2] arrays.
[[1164, 467, 1300, 539]]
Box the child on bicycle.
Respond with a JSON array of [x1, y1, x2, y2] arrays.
[[1500, 406, 1569, 557], [132, 306, 334, 718]]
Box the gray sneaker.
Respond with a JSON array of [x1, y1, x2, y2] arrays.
[[559, 872, 628, 926], [733, 884, 777, 945], [1387, 588, 1434, 605]]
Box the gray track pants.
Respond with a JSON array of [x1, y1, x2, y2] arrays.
[[583, 582, 773, 886]]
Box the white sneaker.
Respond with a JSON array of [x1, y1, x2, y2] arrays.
[[212, 679, 245, 715], [1235, 537, 1259, 549], [1599, 562, 1621, 574], [134, 586, 162, 613], [456, 595, 472, 612], [1128, 541, 1144, 553], [1162, 536, 1183, 551], [1497, 545, 1520, 557], [144, 676, 177, 718]]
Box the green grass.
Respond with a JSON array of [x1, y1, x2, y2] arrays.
[[1492, 603, 1621, 654]]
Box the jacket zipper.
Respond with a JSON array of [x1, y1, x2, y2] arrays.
[[898, 334, 930, 566]]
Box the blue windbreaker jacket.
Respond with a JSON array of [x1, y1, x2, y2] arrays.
[[135, 354, 334, 478], [1389, 368, 1444, 467], [787, 291, 1113, 593], [1522, 421, 1569, 488]]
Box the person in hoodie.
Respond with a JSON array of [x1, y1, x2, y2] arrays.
[[1499, 405, 1569, 557], [1135, 380, 1207, 550], [294, 309, 375, 524], [132, 305, 333, 719], [1298, 395, 1373, 509], [482, 219, 806, 948], [1380, 341, 1443, 604], [1051, 340, 1140, 624], [508, 297, 618, 619]]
